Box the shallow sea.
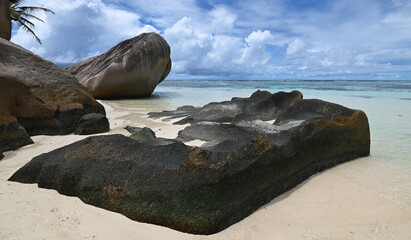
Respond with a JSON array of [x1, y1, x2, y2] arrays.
[[109, 80, 411, 207]]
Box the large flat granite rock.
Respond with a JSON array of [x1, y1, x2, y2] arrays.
[[9, 90, 370, 234]]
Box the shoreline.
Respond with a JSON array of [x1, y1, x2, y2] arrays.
[[0, 100, 410, 239]]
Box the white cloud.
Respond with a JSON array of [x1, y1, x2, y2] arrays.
[[209, 7, 237, 34], [11, 0, 157, 64], [9, 0, 411, 79], [112, 0, 202, 29], [164, 17, 275, 77], [286, 38, 305, 55], [238, 30, 274, 66], [207, 35, 243, 65], [164, 17, 213, 73]]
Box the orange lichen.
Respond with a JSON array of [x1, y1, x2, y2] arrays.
[[107, 184, 119, 200], [182, 148, 235, 170], [307, 110, 370, 154], [244, 136, 278, 156], [182, 148, 214, 169], [292, 129, 300, 139], [313, 111, 369, 137], [225, 152, 234, 162], [289, 90, 303, 106]]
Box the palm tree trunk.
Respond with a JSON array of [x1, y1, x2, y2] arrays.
[[0, 0, 11, 41]]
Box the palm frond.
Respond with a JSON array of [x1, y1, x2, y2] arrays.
[[9, 0, 54, 45], [18, 20, 42, 44], [20, 12, 45, 22], [10, 0, 25, 6], [18, 16, 35, 28], [10, 9, 21, 21], [17, 6, 55, 15]]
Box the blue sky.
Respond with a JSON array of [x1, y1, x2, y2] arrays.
[[11, 0, 411, 80]]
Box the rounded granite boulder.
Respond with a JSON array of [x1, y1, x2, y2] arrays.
[[0, 38, 106, 156], [65, 32, 172, 99]]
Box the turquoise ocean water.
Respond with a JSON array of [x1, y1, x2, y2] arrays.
[[110, 80, 411, 207]]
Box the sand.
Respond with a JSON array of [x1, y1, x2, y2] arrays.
[[0, 101, 410, 240]]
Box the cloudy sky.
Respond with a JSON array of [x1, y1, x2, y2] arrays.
[[11, 0, 411, 80]]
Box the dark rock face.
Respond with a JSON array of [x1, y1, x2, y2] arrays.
[[148, 105, 199, 122], [178, 122, 250, 143], [150, 90, 302, 125], [0, 38, 106, 156], [9, 90, 370, 235], [66, 33, 171, 99], [74, 113, 110, 135], [274, 99, 356, 124]]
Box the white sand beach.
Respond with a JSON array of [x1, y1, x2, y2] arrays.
[[1, 101, 410, 240]]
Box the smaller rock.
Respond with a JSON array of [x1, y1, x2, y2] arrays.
[[0, 121, 34, 156], [74, 113, 110, 135], [129, 127, 176, 146], [125, 126, 143, 135], [130, 127, 157, 142]]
